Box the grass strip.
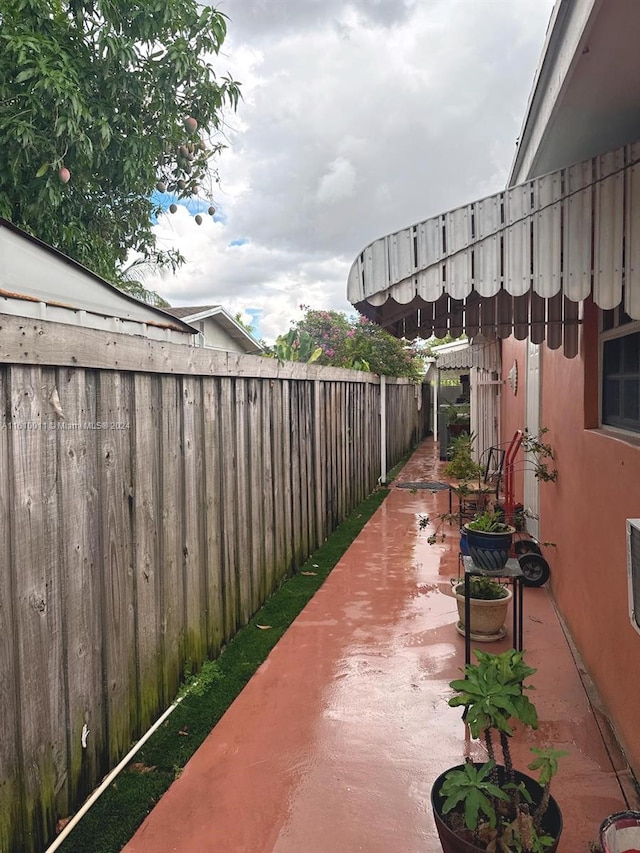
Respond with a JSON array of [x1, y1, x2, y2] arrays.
[[385, 442, 420, 484], [57, 487, 390, 853]]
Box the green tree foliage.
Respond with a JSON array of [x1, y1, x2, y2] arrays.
[[274, 307, 425, 379], [266, 329, 323, 364], [233, 312, 255, 336], [422, 333, 464, 357], [0, 0, 240, 286]]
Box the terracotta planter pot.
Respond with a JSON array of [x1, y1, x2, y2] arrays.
[[431, 763, 563, 853], [453, 584, 511, 641]]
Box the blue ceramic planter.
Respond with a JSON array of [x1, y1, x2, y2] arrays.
[[459, 529, 469, 556], [464, 524, 515, 571]]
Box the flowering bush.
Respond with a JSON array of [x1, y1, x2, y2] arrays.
[[270, 306, 425, 379]]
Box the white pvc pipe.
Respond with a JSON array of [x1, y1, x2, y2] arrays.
[[379, 374, 387, 484], [45, 694, 185, 853]]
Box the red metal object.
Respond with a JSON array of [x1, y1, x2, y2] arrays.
[[502, 429, 523, 525], [600, 811, 640, 852]]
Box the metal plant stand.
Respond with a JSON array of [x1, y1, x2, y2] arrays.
[[463, 556, 524, 666]]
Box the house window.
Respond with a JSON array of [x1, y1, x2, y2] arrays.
[[600, 305, 640, 434]]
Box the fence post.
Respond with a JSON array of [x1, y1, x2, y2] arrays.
[[380, 375, 387, 484]]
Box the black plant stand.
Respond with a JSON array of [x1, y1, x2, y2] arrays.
[[463, 556, 524, 666]]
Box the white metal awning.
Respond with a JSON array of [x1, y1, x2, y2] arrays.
[[433, 339, 500, 372], [348, 140, 640, 358]]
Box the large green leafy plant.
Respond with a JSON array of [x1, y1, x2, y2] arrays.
[[466, 510, 513, 534], [453, 577, 509, 601], [440, 649, 566, 852], [444, 433, 484, 481], [0, 0, 240, 289]]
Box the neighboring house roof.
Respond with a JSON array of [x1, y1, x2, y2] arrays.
[[164, 305, 264, 354], [0, 218, 196, 342], [347, 1, 640, 357], [165, 304, 220, 319]]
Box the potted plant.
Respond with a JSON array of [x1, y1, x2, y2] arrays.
[[444, 433, 484, 482], [452, 576, 512, 642], [447, 403, 472, 438], [431, 648, 565, 852], [521, 428, 558, 484], [418, 519, 512, 642], [464, 510, 515, 572]]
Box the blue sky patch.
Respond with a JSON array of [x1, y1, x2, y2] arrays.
[[151, 190, 225, 224]]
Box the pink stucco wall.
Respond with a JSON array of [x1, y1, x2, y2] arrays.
[[499, 337, 527, 501], [501, 309, 640, 777]]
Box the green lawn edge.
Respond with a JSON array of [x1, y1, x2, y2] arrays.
[[57, 486, 390, 853]]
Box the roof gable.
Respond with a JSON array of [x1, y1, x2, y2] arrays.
[[165, 304, 264, 354], [0, 219, 195, 337]]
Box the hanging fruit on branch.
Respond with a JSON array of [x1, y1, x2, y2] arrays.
[[195, 214, 203, 225], [208, 205, 216, 216], [184, 116, 198, 134], [156, 181, 167, 193], [58, 166, 71, 184], [169, 203, 178, 213]]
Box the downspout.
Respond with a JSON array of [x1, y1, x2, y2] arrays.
[[379, 374, 387, 484], [434, 366, 440, 438], [470, 366, 479, 460]]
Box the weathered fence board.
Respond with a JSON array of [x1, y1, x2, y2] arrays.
[[98, 371, 136, 764], [281, 381, 294, 574], [270, 379, 286, 586], [202, 379, 224, 654], [57, 369, 104, 807], [299, 382, 312, 560], [290, 381, 302, 568], [0, 313, 380, 381], [247, 379, 264, 612], [260, 380, 276, 598], [158, 376, 185, 703], [312, 380, 324, 545], [182, 376, 207, 667], [132, 373, 162, 732], [0, 369, 22, 852], [234, 377, 252, 625], [8, 366, 66, 849], [0, 318, 423, 853]]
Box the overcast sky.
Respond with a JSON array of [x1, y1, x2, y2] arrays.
[[148, 0, 555, 341]]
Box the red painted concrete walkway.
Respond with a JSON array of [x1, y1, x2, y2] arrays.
[[124, 440, 638, 852]]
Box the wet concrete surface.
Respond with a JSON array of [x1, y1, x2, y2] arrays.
[[124, 440, 639, 852]]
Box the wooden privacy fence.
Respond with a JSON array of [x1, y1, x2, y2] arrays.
[[0, 314, 423, 852]]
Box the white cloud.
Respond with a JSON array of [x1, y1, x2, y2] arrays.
[[149, 0, 555, 342], [316, 157, 357, 205]]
